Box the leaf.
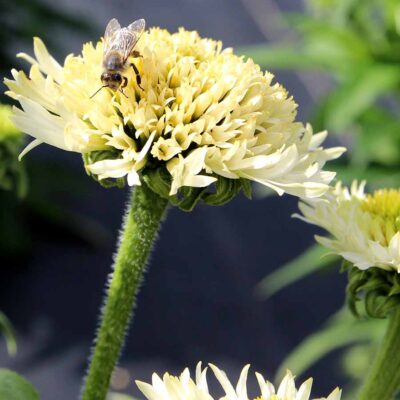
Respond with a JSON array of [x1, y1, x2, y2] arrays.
[[324, 64, 400, 132], [255, 244, 339, 299], [0, 312, 17, 356], [355, 107, 400, 167], [333, 164, 400, 188], [237, 45, 324, 71], [276, 309, 386, 379], [0, 370, 39, 400]]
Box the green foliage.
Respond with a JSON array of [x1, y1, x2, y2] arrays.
[[0, 105, 27, 198], [0, 312, 17, 356], [277, 308, 386, 381], [0, 0, 93, 76], [255, 244, 339, 298], [0, 369, 39, 400], [240, 0, 400, 187]]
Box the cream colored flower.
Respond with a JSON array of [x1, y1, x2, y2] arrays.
[[297, 181, 400, 271], [135, 363, 341, 400], [5, 29, 344, 197]]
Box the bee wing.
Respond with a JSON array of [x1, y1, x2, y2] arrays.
[[103, 18, 121, 56], [120, 19, 146, 61], [128, 18, 146, 37], [124, 18, 146, 60]]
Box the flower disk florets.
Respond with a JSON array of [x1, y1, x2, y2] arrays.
[[5, 28, 344, 204], [298, 182, 400, 317], [298, 182, 400, 272]]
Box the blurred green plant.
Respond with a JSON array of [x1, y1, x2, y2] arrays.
[[247, 0, 400, 395], [0, 369, 39, 400], [255, 244, 339, 299], [0, 105, 27, 197], [0, 0, 92, 75], [276, 306, 386, 400], [0, 312, 17, 356], [241, 0, 400, 189]]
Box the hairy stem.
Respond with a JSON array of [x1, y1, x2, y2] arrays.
[[81, 184, 168, 400], [358, 308, 400, 400]]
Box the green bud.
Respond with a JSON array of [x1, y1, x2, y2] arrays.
[[346, 262, 400, 319]]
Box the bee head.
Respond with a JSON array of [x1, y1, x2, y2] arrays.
[[101, 72, 123, 90]]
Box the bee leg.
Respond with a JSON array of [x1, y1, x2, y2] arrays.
[[131, 50, 143, 58], [121, 76, 128, 89], [131, 63, 144, 90], [119, 89, 128, 98]]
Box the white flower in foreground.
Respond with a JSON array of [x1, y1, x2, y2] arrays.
[[5, 28, 344, 198], [135, 363, 341, 400], [297, 181, 400, 271]]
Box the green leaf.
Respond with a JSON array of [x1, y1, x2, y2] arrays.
[[355, 107, 400, 167], [324, 64, 400, 132], [255, 244, 339, 299], [237, 45, 325, 71], [276, 310, 386, 379], [0, 370, 39, 400], [333, 164, 400, 188], [0, 312, 17, 356]]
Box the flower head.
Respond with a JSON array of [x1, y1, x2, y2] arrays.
[[297, 181, 400, 272], [135, 363, 341, 400], [5, 28, 344, 202]]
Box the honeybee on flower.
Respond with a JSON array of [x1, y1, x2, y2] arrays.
[[91, 17, 145, 98]]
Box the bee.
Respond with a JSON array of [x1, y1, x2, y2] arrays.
[[91, 18, 146, 98]]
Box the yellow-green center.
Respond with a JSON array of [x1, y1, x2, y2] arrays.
[[361, 189, 400, 245]]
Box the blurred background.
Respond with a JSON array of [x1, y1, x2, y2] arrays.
[[1, 0, 399, 399]]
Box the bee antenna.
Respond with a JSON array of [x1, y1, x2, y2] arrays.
[[119, 89, 128, 98], [90, 85, 107, 99]]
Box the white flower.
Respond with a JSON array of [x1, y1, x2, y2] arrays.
[[297, 181, 400, 272], [5, 29, 344, 197], [135, 363, 342, 400]]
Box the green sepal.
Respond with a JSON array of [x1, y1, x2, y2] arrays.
[[202, 177, 241, 206], [142, 166, 253, 211], [240, 178, 252, 200], [141, 167, 172, 200], [345, 264, 400, 319], [171, 186, 207, 212], [83, 151, 253, 210], [83, 151, 125, 189]]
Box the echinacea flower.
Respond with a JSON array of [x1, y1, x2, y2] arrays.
[[135, 363, 341, 400], [297, 181, 400, 272], [5, 28, 344, 200]]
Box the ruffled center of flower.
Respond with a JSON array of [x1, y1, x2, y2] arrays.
[[362, 189, 400, 245]]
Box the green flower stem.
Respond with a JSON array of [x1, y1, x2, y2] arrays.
[[81, 184, 168, 400], [358, 308, 400, 400]]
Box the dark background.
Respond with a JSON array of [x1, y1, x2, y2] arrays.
[[0, 0, 346, 398]]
